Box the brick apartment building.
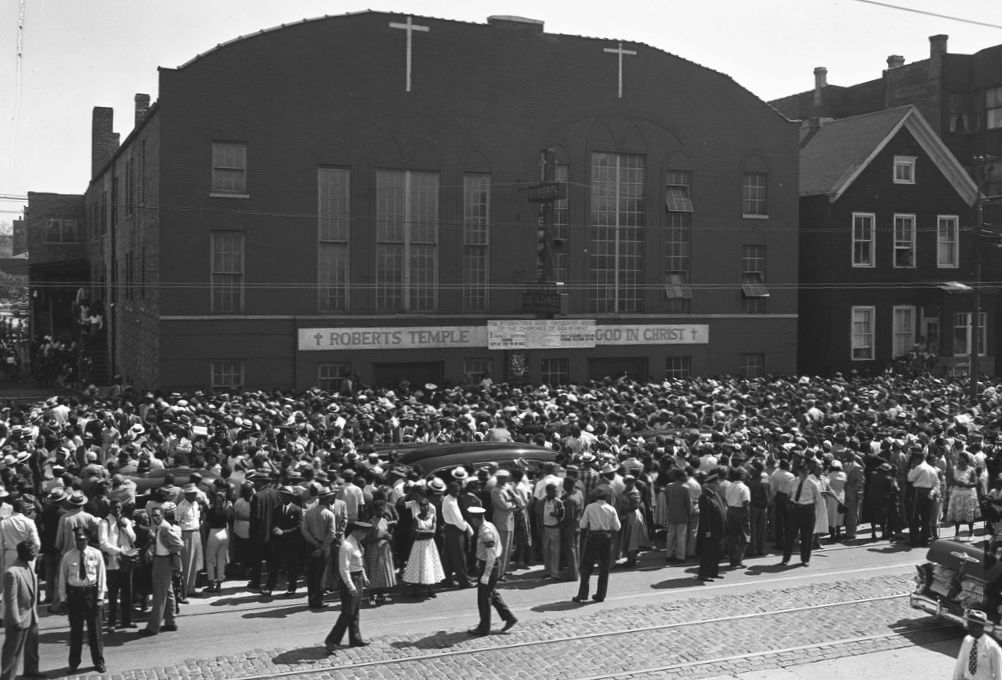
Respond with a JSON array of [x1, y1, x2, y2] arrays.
[[32, 11, 800, 391]]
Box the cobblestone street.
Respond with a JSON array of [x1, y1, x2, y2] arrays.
[[59, 571, 958, 680]]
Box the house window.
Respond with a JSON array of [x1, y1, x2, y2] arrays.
[[540, 357, 570, 385], [463, 357, 493, 384], [741, 244, 768, 314], [937, 215, 959, 268], [211, 142, 248, 194], [317, 362, 351, 391], [376, 170, 439, 312], [852, 213, 875, 268], [953, 311, 987, 356], [892, 306, 916, 358], [987, 86, 1002, 130], [665, 170, 692, 313], [742, 172, 767, 217], [210, 360, 245, 390], [665, 355, 692, 379], [949, 93, 976, 133], [463, 174, 490, 312], [318, 168, 350, 312], [893, 214, 916, 268], [893, 156, 916, 184], [851, 306, 875, 360], [553, 163, 569, 283], [44, 218, 79, 243], [211, 231, 245, 313], [740, 353, 765, 378], [590, 152, 645, 313]]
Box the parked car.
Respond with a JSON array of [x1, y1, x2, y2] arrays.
[[125, 467, 222, 503], [392, 441, 557, 478], [910, 538, 1002, 637]]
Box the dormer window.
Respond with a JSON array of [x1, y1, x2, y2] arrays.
[[893, 156, 916, 184]]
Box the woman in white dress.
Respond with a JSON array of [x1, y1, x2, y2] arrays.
[[948, 451, 981, 540], [824, 461, 848, 543], [401, 495, 445, 599]]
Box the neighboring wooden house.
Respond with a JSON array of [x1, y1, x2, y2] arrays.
[[798, 105, 990, 377]]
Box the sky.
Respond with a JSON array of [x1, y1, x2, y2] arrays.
[[2, 0, 1002, 213]]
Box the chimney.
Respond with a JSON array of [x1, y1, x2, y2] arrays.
[[886, 55, 905, 70], [134, 93, 151, 127], [91, 107, 119, 178], [929, 34, 948, 58], [814, 66, 828, 90]]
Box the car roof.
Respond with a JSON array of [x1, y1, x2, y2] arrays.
[[395, 441, 556, 476]]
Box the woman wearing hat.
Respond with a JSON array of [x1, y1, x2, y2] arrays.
[[401, 493, 445, 599], [362, 499, 396, 606]]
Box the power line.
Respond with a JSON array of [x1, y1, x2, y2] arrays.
[[850, 0, 1002, 30]]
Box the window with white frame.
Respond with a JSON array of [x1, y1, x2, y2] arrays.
[[740, 353, 765, 378], [852, 213, 875, 267], [463, 357, 493, 384], [210, 360, 244, 390], [742, 172, 768, 217], [953, 311, 987, 356], [892, 306, 916, 357], [318, 168, 350, 312], [987, 86, 1002, 129], [741, 244, 768, 314], [211, 142, 247, 194], [665, 355, 692, 379], [893, 214, 916, 268], [211, 231, 245, 313], [590, 152, 645, 313], [463, 174, 490, 312], [540, 357, 570, 385], [553, 163, 569, 283], [665, 169, 692, 313], [376, 170, 439, 312], [851, 306, 875, 360], [937, 215, 959, 268], [893, 156, 916, 184], [317, 362, 350, 392], [44, 218, 79, 243]]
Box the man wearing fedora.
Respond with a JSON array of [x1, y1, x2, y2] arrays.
[[39, 487, 66, 605], [55, 491, 97, 556], [325, 521, 370, 652], [490, 470, 520, 580], [264, 486, 303, 598], [0, 498, 39, 577], [441, 478, 474, 588], [572, 487, 621, 604], [953, 608, 1002, 679], [301, 488, 341, 609], [2, 540, 43, 680]]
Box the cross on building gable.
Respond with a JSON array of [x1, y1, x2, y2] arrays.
[[603, 42, 637, 99], [389, 16, 430, 93]]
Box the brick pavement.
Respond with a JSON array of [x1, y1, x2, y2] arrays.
[[64, 572, 951, 680]]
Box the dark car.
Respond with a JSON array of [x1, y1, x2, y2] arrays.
[[125, 467, 222, 499], [910, 537, 1002, 636], [393, 441, 557, 478]]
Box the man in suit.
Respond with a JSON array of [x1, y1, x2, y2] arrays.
[[248, 473, 282, 592], [489, 470, 520, 579], [264, 486, 303, 597], [559, 477, 583, 582], [697, 473, 726, 582], [139, 503, 183, 636], [2, 540, 43, 680]]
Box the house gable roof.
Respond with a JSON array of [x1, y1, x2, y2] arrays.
[[799, 105, 977, 206]]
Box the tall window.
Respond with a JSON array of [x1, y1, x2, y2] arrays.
[[540, 357, 570, 385], [590, 152, 645, 313], [211, 142, 248, 194], [318, 363, 351, 391], [893, 156, 916, 184], [987, 86, 1002, 130], [376, 170, 439, 312], [892, 306, 915, 357], [553, 163, 569, 283], [938, 215, 959, 268], [211, 231, 245, 313], [139, 140, 147, 205], [210, 361, 245, 390], [742, 172, 767, 217], [740, 353, 765, 378], [893, 214, 916, 268], [852, 213, 875, 267], [125, 157, 134, 217], [665, 355, 692, 379], [463, 174, 490, 312], [953, 311, 987, 356], [44, 219, 79, 243], [318, 168, 350, 312], [851, 306, 875, 360], [665, 170, 692, 313], [463, 357, 493, 384], [741, 244, 768, 314]]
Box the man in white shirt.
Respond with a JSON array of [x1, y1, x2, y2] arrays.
[[175, 485, 203, 599], [781, 465, 821, 567], [324, 522, 370, 652], [953, 608, 1002, 680], [441, 482, 474, 588], [467, 506, 516, 636], [907, 451, 939, 547], [58, 528, 107, 673], [572, 488, 622, 604]]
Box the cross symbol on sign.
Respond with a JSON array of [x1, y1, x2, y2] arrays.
[[603, 42, 637, 99], [389, 16, 430, 93], [313, 332, 323, 346]]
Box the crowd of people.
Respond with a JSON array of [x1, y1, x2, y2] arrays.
[[0, 371, 1002, 674]]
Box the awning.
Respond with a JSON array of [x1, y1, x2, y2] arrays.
[[665, 186, 693, 213], [665, 273, 692, 299], [741, 273, 770, 298]]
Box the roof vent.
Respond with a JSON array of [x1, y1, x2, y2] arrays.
[[487, 15, 544, 33]]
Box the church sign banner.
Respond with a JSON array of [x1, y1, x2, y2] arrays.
[[298, 326, 485, 351], [595, 324, 709, 345]]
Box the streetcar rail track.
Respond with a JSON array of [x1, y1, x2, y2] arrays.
[[224, 591, 945, 680]]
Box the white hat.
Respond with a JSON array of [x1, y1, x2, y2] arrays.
[[467, 506, 486, 515]]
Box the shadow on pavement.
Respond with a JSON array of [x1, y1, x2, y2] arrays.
[[211, 594, 267, 607], [243, 604, 312, 619], [531, 599, 588, 612], [272, 645, 330, 665], [650, 574, 703, 589], [39, 629, 129, 648], [889, 616, 963, 658], [866, 542, 913, 554], [744, 562, 795, 575], [390, 629, 471, 650]]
